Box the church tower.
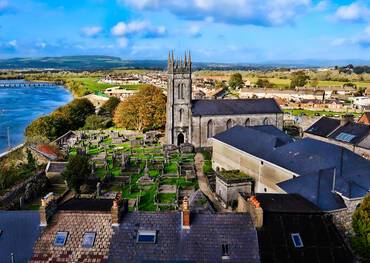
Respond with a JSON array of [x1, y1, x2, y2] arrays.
[[165, 51, 192, 145]]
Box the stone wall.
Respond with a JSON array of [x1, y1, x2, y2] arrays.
[[237, 193, 263, 228], [330, 198, 362, 237], [0, 171, 48, 209], [191, 113, 284, 148]]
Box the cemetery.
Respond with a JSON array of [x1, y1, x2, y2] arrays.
[[63, 129, 198, 212]]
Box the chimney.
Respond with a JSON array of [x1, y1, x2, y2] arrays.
[[181, 196, 190, 229], [340, 114, 354, 126], [39, 192, 57, 227], [111, 193, 126, 226]]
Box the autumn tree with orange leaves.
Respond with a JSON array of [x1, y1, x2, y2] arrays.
[[113, 85, 166, 131]]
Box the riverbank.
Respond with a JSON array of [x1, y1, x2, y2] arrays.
[[0, 81, 73, 154]]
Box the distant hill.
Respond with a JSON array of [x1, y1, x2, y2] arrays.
[[0, 55, 369, 70]]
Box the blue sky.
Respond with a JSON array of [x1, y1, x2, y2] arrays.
[[0, 0, 370, 62]]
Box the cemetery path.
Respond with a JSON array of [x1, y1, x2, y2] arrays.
[[194, 153, 227, 212]]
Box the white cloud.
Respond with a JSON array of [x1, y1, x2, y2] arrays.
[[36, 42, 47, 48], [81, 26, 102, 37], [335, 2, 370, 22], [331, 25, 370, 48], [121, 0, 312, 26], [8, 40, 16, 47], [111, 20, 166, 38], [187, 24, 202, 38], [314, 0, 329, 12], [117, 37, 128, 48]]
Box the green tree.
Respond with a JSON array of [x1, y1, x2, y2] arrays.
[[26, 149, 36, 170], [99, 97, 120, 117], [351, 195, 370, 261], [113, 85, 166, 131], [84, 115, 112, 130], [62, 154, 91, 193], [228, 73, 243, 90], [215, 80, 226, 89], [256, 78, 274, 88], [61, 98, 95, 130], [290, 71, 309, 89]]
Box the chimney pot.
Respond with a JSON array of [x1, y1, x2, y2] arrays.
[[182, 196, 190, 229]]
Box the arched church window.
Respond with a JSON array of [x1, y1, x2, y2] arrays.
[[179, 109, 184, 123], [181, 83, 185, 99], [207, 120, 214, 138], [263, 117, 270, 125], [245, 118, 251, 126], [226, 119, 233, 130], [177, 84, 181, 99]]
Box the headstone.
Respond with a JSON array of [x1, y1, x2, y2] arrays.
[[19, 197, 24, 208], [96, 182, 101, 197]]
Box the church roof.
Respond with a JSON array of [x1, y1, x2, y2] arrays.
[[191, 98, 282, 116]]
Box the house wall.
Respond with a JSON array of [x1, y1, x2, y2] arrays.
[[212, 140, 293, 194], [191, 113, 284, 148], [215, 177, 252, 205]]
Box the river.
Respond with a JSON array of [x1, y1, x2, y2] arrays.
[[0, 80, 73, 154]]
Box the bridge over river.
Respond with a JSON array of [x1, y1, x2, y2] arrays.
[[0, 81, 61, 87]]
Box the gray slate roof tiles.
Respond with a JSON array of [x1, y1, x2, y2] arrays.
[[108, 212, 260, 263]]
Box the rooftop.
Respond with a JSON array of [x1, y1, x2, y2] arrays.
[[191, 98, 282, 116], [305, 117, 340, 137], [217, 170, 254, 184], [108, 211, 260, 263], [58, 198, 113, 212]]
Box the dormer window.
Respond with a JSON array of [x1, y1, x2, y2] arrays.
[[54, 231, 68, 247], [137, 230, 157, 244]]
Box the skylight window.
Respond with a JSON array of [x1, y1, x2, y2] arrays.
[[137, 230, 156, 244], [54, 231, 68, 247], [335, 132, 356, 143], [82, 232, 96, 248], [291, 233, 304, 248]]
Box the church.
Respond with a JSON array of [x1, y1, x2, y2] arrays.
[[165, 51, 284, 148]]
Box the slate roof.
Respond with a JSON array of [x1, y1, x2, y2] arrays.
[[58, 198, 113, 212], [191, 98, 282, 116], [305, 117, 340, 137], [258, 212, 353, 263], [213, 125, 293, 160], [255, 193, 321, 213], [328, 122, 370, 145], [214, 126, 370, 211], [108, 212, 260, 263], [0, 211, 41, 263]]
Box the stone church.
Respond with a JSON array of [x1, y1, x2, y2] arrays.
[[165, 51, 284, 148]]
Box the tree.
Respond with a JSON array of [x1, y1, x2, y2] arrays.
[[113, 85, 166, 131], [309, 78, 319, 87], [290, 71, 309, 89], [215, 80, 226, 89], [84, 115, 112, 130], [99, 97, 120, 117], [62, 154, 91, 193], [228, 73, 243, 90], [61, 98, 95, 130], [26, 149, 36, 170], [351, 195, 370, 261], [256, 78, 274, 89]]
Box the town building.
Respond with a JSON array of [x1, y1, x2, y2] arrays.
[[104, 86, 137, 100], [358, 111, 370, 125], [0, 211, 41, 262], [304, 115, 370, 159], [211, 125, 370, 233], [108, 197, 260, 263], [165, 52, 284, 148], [237, 193, 353, 263]]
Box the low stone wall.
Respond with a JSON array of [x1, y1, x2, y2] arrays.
[[0, 171, 48, 209]]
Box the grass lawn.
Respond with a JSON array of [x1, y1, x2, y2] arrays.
[[158, 193, 176, 204], [164, 162, 178, 173], [284, 109, 362, 118]]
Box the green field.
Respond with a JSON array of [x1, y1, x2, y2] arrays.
[[284, 109, 362, 118]]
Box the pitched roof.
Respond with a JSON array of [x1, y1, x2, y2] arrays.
[[30, 211, 113, 263], [0, 211, 41, 262], [58, 198, 113, 212], [257, 212, 353, 263], [213, 125, 293, 160], [108, 212, 260, 263], [328, 122, 370, 145], [305, 117, 340, 137], [191, 98, 282, 116]]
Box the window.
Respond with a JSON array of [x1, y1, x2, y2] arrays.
[[263, 117, 270, 125], [335, 132, 356, 143], [177, 84, 181, 99], [54, 231, 68, 247], [181, 83, 185, 99], [137, 230, 157, 244], [82, 232, 96, 248], [291, 233, 304, 248], [222, 244, 230, 259], [207, 120, 214, 138], [245, 118, 250, 126], [179, 109, 184, 123], [226, 119, 233, 130]]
